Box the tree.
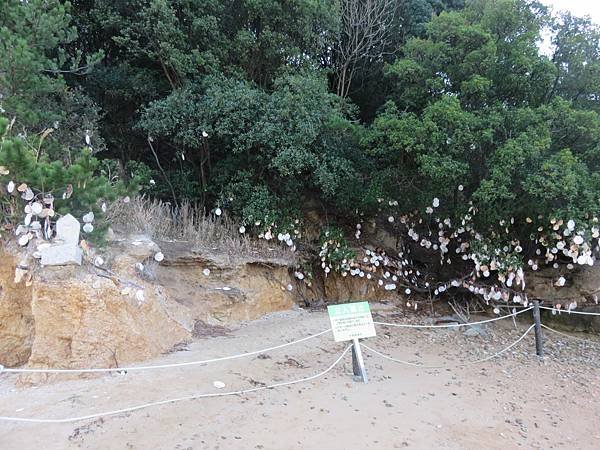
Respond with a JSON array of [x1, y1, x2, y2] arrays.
[[0, 115, 132, 242], [139, 72, 366, 221], [548, 13, 600, 112], [333, 0, 397, 98], [0, 0, 103, 161], [369, 0, 600, 235]]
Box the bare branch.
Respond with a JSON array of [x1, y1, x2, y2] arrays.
[[334, 0, 397, 97]]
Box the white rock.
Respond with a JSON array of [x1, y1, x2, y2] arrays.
[[213, 381, 225, 389], [56, 214, 81, 245], [40, 243, 83, 266]]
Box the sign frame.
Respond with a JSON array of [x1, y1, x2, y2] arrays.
[[327, 301, 376, 342]]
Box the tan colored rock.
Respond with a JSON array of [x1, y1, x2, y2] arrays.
[[155, 241, 295, 325], [321, 272, 393, 302], [0, 250, 34, 367], [1, 243, 192, 382], [1, 235, 300, 381], [18, 265, 191, 384], [526, 265, 600, 305]]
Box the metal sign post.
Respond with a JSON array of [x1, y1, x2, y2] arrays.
[[327, 301, 375, 383], [532, 300, 544, 357], [351, 338, 368, 383]]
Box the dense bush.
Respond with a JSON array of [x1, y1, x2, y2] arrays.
[[1, 0, 599, 304]]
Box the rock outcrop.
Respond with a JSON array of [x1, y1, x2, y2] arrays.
[[526, 265, 600, 306], [0, 235, 296, 380], [527, 266, 600, 332], [3, 228, 600, 379], [0, 250, 34, 367], [154, 240, 295, 324]]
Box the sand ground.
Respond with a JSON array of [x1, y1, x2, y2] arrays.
[[1, 306, 599, 450]]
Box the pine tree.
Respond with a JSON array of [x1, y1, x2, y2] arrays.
[[0, 116, 135, 243]]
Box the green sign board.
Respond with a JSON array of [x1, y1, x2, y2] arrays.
[[327, 301, 376, 342]]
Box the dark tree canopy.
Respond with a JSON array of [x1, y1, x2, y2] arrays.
[[1, 0, 599, 255]]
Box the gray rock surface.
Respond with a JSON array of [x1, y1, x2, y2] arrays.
[[55, 214, 80, 245], [463, 325, 488, 337], [40, 243, 82, 266], [40, 214, 82, 266]]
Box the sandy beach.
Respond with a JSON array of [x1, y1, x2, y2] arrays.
[[1, 306, 599, 450]]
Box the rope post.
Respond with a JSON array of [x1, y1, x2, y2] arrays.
[[532, 300, 544, 357], [351, 338, 368, 383]]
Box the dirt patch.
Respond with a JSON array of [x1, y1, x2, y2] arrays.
[[192, 320, 231, 339]]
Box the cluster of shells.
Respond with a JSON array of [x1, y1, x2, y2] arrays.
[[233, 209, 302, 251], [8, 186, 97, 250], [308, 195, 599, 309]]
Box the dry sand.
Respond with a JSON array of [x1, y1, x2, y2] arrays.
[[1, 305, 599, 450]]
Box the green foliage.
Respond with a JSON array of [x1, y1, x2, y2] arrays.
[[0, 0, 104, 161], [0, 117, 133, 241], [139, 71, 367, 217], [2, 0, 600, 281], [371, 0, 600, 241], [549, 13, 600, 112], [318, 227, 355, 274]]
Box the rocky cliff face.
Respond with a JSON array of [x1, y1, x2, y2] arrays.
[[526, 265, 600, 306], [2, 232, 599, 378], [0, 236, 295, 380], [0, 251, 34, 367], [153, 240, 295, 324], [526, 265, 600, 332]]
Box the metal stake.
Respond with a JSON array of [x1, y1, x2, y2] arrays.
[[351, 338, 368, 383], [533, 300, 544, 357]]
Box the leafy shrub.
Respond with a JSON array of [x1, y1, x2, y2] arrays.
[[318, 227, 356, 276]]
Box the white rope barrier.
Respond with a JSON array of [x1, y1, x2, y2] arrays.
[[539, 306, 600, 317], [362, 324, 535, 369], [541, 324, 600, 345], [373, 307, 533, 329], [0, 344, 352, 424], [1, 328, 332, 374]]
